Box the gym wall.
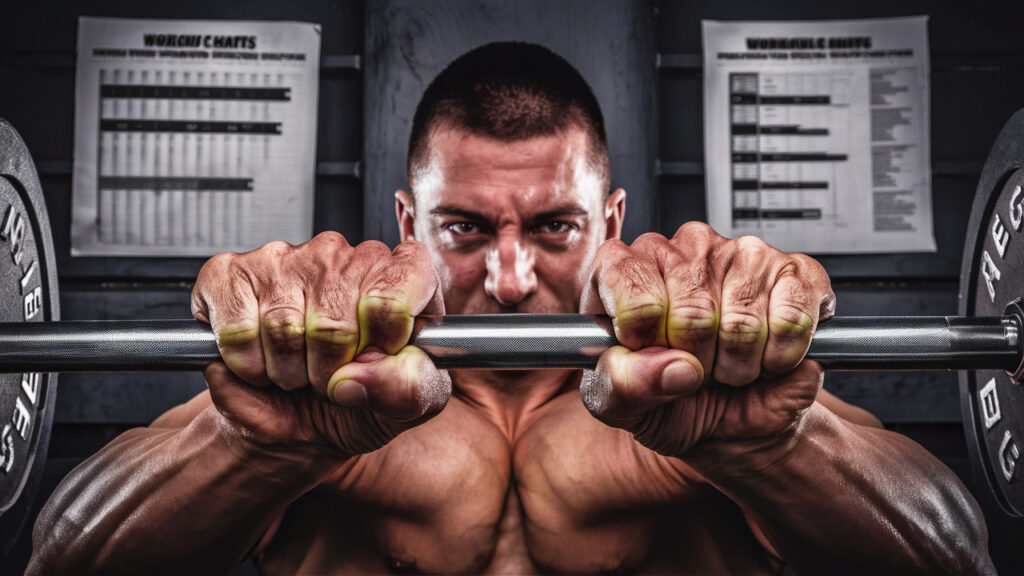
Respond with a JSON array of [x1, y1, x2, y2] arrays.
[[1, 0, 1022, 572]]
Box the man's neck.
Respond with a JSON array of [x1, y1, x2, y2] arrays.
[[451, 368, 582, 441]]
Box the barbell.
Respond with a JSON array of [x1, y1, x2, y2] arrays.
[[1, 105, 1023, 556], [0, 312, 1021, 372]]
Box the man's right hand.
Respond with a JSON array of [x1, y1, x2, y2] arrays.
[[191, 231, 451, 459]]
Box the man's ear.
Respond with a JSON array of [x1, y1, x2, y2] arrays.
[[604, 188, 626, 240], [395, 190, 416, 241]]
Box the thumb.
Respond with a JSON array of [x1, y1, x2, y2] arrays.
[[581, 346, 703, 428], [327, 346, 451, 424]]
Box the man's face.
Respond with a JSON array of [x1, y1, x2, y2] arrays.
[[397, 126, 625, 314]]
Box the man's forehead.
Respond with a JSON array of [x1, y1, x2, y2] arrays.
[[431, 126, 587, 170], [413, 127, 604, 208]]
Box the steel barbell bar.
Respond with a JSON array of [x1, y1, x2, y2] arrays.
[[0, 311, 1021, 376]]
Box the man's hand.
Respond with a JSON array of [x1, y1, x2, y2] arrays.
[[579, 222, 835, 462], [191, 232, 451, 460]]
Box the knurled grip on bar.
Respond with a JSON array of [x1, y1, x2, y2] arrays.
[[0, 314, 1020, 375]]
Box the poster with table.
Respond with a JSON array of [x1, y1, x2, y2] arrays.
[[702, 16, 934, 254], [71, 17, 321, 257]]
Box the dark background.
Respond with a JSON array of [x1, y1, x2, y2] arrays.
[[1, 0, 1023, 573]]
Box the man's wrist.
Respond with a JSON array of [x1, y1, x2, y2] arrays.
[[682, 401, 836, 487], [201, 407, 349, 487]]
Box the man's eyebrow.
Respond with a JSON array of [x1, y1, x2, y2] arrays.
[[427, 204, 590, 221], [428, 206, 488, 220], [531, 206, 590, 220]]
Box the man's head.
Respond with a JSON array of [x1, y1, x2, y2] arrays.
[[406, 42, 610, 196], [396, 42, 625, 315]]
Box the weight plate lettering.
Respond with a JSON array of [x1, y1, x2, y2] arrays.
[[961, 109, 1024, 517], [0, 119, 59, 558]]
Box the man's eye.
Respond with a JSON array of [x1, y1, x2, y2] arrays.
[[536, 221, 573, 234], [446, 222, 480, 235]]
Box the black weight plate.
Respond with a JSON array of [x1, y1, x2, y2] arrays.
[[0, 119, 59, 558], [961, 108, 1024, 518]]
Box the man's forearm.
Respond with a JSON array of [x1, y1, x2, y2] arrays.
[[685, 402, 995, 574], [28, 406, 342, 575]]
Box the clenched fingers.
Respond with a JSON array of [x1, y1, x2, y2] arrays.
[[712, 237, 833, 386], [762, 254, 835, 375], [192, 233, 444, 398], [584, 223, 835, 388], [713, 236, 772, 386], [193, 248, 273, 387], [356, 240, 445, 357], [582, 237, 668, 350]]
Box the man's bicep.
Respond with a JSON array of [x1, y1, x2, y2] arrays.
[[150, 389, 214, 428], [817, 388, 883, 429]]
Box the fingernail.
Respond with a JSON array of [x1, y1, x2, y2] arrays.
[[662, 360, 699, 395], [330, 379, 369, 407]]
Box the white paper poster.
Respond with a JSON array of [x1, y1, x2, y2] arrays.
[[702, 17, 934, 254], [72, 17, 321, 257]]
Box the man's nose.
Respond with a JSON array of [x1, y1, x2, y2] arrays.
[[484, 232, 538, 306]]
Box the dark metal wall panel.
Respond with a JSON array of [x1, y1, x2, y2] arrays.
[[364, 0, 657, 247]]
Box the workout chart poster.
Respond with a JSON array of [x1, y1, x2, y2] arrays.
[[702, 17, 935, 254], [71, 17, 320, 257]]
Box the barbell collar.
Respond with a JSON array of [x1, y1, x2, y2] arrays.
[[0, 314, 1020, 374], [1005, 298, 1024, 384]]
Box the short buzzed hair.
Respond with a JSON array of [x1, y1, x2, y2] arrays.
[[407, 41, 610, 194]]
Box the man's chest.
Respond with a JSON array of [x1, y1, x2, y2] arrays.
[[262, 394, 773, 574]]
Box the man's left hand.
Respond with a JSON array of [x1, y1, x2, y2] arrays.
[[580, 222, 835, 462]]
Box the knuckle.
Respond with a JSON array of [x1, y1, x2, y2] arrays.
[[257, 240, 294, 257], [613, 301, 666, 348], [631, 232, 670, 254], [355, 240, 391, 260], [719, 310, 765, 344], [309, 230, 349, 248], [306, 314, 360, 347], [198, 251, 236, 277], [216, 323, 261, 347], [194, 253, 240, 298], [392, 239, 430, 260], [790, 253, 830, 285], [619, 300, 667, 322], [359, 293, 411, 319], [732, 234, 770, 254], [299, 231, 350, 261], [769, 304, 814, 340], [775, 258, 801, 280], [789, 251, 819, 270], [673, 221, 720, 245], [668, 296, 720, 342], [678, 221, 714, 237], [261, 306, 306, 341], [595, 238, 628, 262]]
